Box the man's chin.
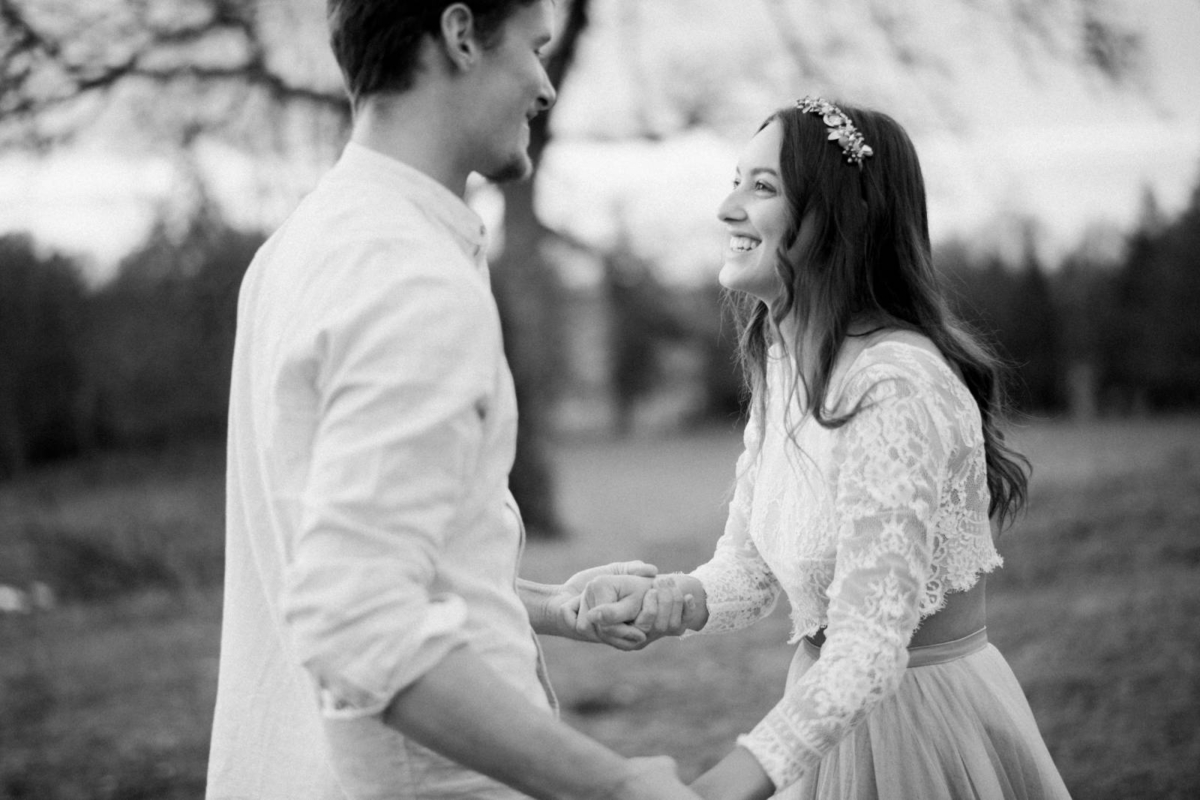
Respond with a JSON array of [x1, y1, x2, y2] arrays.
[[483, 153, 533, 184]]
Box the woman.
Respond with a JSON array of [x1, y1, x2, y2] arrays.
[[574, 98, 1072, 800]]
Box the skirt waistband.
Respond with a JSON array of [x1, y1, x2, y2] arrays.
[[803, 627, 989, 668]]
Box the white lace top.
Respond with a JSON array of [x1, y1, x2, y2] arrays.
[[689, 336, 1003, 790]]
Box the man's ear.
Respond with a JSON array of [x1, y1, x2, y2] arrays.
[[439, 3, 481, 72]]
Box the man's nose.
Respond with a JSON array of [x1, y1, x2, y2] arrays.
[[536, 65, 557, 112]]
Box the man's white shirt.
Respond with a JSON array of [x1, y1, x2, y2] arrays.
[[207, 142, 552, 800]]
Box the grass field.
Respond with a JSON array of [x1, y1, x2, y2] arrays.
[[2, 418, 1199, 799]]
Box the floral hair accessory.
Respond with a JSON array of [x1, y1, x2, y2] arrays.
[[795, 96, 874, 167]]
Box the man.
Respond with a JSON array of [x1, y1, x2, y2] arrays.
[[205, 2, 701, 799]]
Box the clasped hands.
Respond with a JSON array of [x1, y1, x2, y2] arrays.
[[555, 561, 698, 650]]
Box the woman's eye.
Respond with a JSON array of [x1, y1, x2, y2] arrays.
[[755, 181, 775, 193]]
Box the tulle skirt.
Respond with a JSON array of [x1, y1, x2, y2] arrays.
[[779, 628, 1072, 800]]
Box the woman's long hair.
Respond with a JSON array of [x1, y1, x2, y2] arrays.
[[733, 101, 1029, 528]]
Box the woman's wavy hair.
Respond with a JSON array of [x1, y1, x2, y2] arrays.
[[732, 101, 1029, 528]]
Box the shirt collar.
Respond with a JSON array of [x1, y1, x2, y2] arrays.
[[334, 141, 489, 267]]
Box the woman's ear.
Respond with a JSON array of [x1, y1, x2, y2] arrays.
[[439, 3, 480, 72]]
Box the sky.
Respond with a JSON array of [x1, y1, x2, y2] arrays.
[[534, 0, 1200, 284], [1, 0, 1197, 285]]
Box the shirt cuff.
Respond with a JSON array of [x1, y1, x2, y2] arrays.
[[315, 593, 470, 719]]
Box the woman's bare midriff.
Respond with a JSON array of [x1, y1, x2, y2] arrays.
[[807, 577, 988, 649], [908, 577, 988, 648]]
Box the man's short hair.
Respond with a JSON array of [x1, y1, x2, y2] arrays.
[[328, 0, 541, 104]]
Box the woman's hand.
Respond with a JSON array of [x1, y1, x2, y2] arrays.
[[690, 746, 775, 800], [535, 561, 658, 644], [629, 574, 692, 639], [579, 573, 701, 650], [570, 573, 658, 649]]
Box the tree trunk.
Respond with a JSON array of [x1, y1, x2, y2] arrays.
[[489, 0, 590, 538], [492, 184, 566, 536]]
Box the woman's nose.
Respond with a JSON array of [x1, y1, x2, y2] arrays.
[[717, 190, 745, 223]]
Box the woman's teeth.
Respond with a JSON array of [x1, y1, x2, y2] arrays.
[[730, 235, 760, 252]]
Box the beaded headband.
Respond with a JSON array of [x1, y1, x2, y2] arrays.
[[795, 96, 874, 167]]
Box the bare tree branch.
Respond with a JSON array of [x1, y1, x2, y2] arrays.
[[0, 0, 1141, 154], [0, 0, 346, 148], [959, 0, 1141, 82], [762, 0, 1139, 96], [762, 0, 830, 86]]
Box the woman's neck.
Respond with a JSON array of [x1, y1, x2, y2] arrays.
[[775, 314, 814, 377], [776, 313, 886, 370]]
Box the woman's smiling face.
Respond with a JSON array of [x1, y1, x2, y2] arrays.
[[716, 121, 793, 304]]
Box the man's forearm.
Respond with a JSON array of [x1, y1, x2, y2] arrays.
[[517, 578, 567, 636], [383, 644, 631, 799]]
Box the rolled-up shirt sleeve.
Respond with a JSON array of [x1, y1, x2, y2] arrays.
[[281, 242, 494, 719]]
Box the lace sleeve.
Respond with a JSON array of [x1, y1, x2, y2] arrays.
[[736, 376, 950, 789], [688, 411, 782, 635]]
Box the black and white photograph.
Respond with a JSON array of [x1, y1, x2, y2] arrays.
[[1, 1, 1198, 798]]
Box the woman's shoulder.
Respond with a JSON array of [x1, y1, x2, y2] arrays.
[[834, 330, 967, 409]]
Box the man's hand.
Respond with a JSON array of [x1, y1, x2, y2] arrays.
[[563, 561, 658, 596], [521, 561, 657, 642], [610, 755, 703, 800], [571, 573, 658, 650], [580, 574, 700, 651]]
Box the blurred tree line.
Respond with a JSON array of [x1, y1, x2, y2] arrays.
[[941, 182, 1200, 417], [0, 199, 261, 479], [4, 174, 1199, 481], [0, 0, 1156, 529]]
